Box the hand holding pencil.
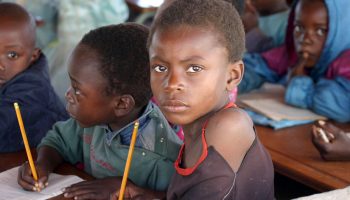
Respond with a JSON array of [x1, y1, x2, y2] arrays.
[[311, 120, 350, 161]]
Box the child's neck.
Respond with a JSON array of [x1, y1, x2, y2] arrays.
[[183, 99, 231, 144], [108, 106, 145, 132], [183, 123, 203, 145]]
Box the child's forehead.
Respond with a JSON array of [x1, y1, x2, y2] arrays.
[[70, 44, 100, 67], [153, 25, 225, 51], [296, 0, 327, 15], [0, 18, 30, 32], [0, 22, 34, 46], [157, 24, 221, 42]]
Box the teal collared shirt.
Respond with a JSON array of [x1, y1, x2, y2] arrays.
[[39, 101, 182, 191]]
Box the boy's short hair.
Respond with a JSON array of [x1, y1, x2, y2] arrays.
[[148, 0, 245, 63], [81, 23, 152, 108], [0, 2, 36, 47]]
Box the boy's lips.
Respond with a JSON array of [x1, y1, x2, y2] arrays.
[[161, 100, 189, 113]]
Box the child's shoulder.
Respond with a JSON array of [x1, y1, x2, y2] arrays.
[[206, 107, 255, 143], [205, 107, 256, 171]]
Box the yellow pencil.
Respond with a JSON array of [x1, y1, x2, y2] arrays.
[[13, 102, 38, 181], [118, 120, 139, 200]]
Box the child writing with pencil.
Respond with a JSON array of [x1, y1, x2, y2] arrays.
[[17, 23, 182, 199], [112, 0, 274, 199], [0, 2, 68, 153], [239, 0, 350, 122]]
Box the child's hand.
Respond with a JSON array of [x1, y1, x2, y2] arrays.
[[311, 120, 350, 161], [17, 161, 49, 192], [290, 52, 309, 78], [110, 180, 163, 200], [63, 177, 123, 200]]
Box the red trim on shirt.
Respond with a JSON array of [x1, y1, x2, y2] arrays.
[[174, 102, 236, 176]]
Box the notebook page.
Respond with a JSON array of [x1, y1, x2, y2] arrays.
[[239, 83, 326, 121], [0, 166, 84, 200]]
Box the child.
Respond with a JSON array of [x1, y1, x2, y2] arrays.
[[243, 0, 289, 52], [130, 0, 274, 199], [239, 0, 350, 122], [17, 23, 182, 199], [242, 0, 274, 53], [0, 2, 67, 152], [150, 0, 275, 198]]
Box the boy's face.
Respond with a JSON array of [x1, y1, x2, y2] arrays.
[[65, 44, 116, 128], [293, 0, 328, 67], [0, 19, 39, 87], [149, 26, 237, 126]]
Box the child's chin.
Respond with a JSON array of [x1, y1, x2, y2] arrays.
[[165, 115, 191, 126], [76, 121, 93, 128]]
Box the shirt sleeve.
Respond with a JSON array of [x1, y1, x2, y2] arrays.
[[285, 76, 350, 122], [239, 53, 280, 93], [38, 118, 84, 164]]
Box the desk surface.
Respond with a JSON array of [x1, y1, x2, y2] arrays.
[[256, 123, 350, 192], [0, 151, 93, 200]]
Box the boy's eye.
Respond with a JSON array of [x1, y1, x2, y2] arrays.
[[187, 65, 203, 73], [72, 87, 81, 95], [153, 65, 168, 73], [316, 28, 327, 37], [7, 51, 19, 59]]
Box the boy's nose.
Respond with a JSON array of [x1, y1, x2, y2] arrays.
[[300, 31, 313, 44], [65, 87, 75, 103], [165, 71, 184, 92]]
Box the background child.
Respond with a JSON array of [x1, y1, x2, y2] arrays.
[[239, 0, 350, 122], [17, 23, 182, 199], [243, 0, 290, 52], [146, 0, 274, 199], [0, 2, 67, 152]]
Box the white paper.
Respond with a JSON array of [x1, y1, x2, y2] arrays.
[[294, 186, 350, 200], [0, 166, 84, 200]]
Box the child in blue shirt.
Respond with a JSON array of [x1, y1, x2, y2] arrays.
[[17, 23, 182, 199], [240, 0, 350, 122], [0, 2, 67, 152]]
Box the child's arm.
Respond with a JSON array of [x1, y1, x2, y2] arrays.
[[63, 177, 165, 200], [205, 108, 255, 172], [285, 76, 350, 122], [238, 53, 280, 93]]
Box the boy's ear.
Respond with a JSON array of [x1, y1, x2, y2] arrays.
[[226, 60, 244, 91], [30, 48, 41, 64], [113, 94, 136, 117]]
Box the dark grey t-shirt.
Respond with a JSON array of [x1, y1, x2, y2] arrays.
[[167, 135, 274, 200]]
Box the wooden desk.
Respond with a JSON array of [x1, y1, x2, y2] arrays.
[[0, 151, 93, 200], [256, 123, 350, 192]]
